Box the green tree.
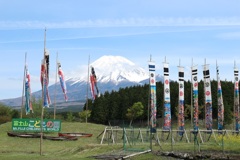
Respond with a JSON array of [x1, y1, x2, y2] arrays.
[[0, 103, 20, 123], [67, 112, 75, 122], [184, 104, 192, 119], [0, 103, 12, 124], [170, 81, 179, 119], [126, 102, 144, 126], [79, 110, 91, 122], [224, 103, 233, 125], [10, 109, 20, 118]]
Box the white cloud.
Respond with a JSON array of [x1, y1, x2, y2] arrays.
[[1, 17, 240, 30], [217, 31, 240, 40]]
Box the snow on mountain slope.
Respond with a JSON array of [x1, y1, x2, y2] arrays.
[[68, 55, 149, 85]]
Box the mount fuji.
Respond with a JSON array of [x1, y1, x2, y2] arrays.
[[70, 55, 149, 84], [1, 55, 163, 107]]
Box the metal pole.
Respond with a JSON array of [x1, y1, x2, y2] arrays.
[[86, 55, 90, 123], [148, 55, 151, 130], [148, 55, 152, 151], [233, 61, 237, 131], [203, 59, 207, 142], [40, 107, 44, 155], [150, 129, 152, 151], [191, 58, 193, 129], [21, 53, 27, 118], [40, 28, 47, 156], [54, 52, 58, 120], [222, 130, 226, 154]]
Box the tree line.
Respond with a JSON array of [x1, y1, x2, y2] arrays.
[[87, 80, 235, 127]]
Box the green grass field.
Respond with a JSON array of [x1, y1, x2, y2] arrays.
[[0, 122, 119, 160], [1, 121, 240, 160]]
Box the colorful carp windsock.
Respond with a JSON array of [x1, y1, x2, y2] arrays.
[[40, 50, 51, 107], [217, 63, 224, 130], [192, 65, 199, 131], [178, 66, 184, 135], [163, 62, 171, 130], [234, 63, 239, 131], [58, 62, 68, 102], [90, 67, 99, 101], [203, 63, 212, 131], [45, 51, 50, 81], [25, 66, 33, 114], [148, 61, 157, 130]]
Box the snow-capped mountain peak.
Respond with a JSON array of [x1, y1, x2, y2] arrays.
[[91, 55, 148, 83], [69, 55, 148, 84]]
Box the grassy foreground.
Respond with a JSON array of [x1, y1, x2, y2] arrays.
[[0, 122, 123, 160], [1, 121, 240, 160]]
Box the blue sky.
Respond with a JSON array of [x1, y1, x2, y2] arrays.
[[1, 0, 240, 99]]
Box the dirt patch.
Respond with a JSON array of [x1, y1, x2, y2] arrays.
[[154, 150, 240, 160]]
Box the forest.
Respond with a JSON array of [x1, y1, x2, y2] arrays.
[[87, 80, 235, 127]]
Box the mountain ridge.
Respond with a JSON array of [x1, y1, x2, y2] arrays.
[[0, 55, 163, 107]]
